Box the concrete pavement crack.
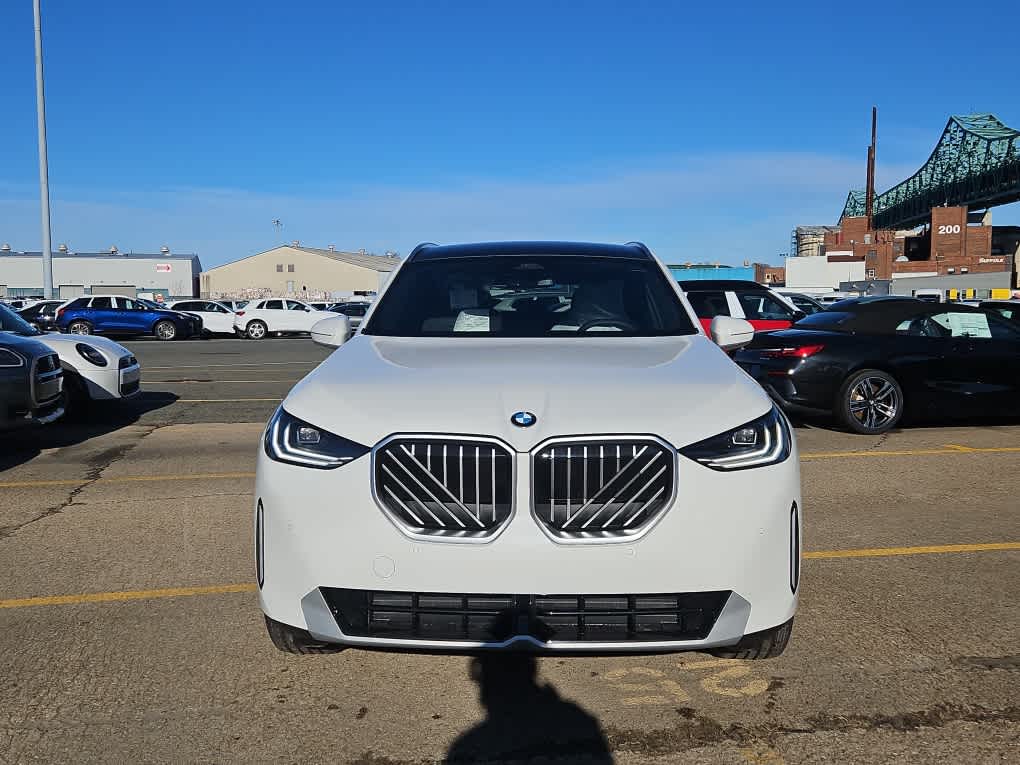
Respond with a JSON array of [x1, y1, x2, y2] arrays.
[[0, 426, 159, 541]]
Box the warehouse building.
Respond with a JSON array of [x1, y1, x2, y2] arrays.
[[200, 243, 400, 301], [0, 245, 202, 300]]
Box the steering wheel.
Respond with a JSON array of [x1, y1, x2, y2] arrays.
[[577, 318, 639, 333]]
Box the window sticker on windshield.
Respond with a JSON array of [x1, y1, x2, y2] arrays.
[[454, 309, 490, 332], [941, 312, 991, 338]]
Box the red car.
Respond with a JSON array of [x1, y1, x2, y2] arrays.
[[678, 280, 804, 334]]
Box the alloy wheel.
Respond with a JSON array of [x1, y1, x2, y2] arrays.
[[848, 376, 900, 430]]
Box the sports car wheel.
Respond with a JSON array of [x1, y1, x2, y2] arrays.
[[246, 320, 268, 340], [154, 320, 178, 341], [837, 369, 903, 434], [67, 321, 93, 335]]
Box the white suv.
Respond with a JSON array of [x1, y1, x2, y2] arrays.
[[233, 298, 340, 339], [256, 242, 801, 657]]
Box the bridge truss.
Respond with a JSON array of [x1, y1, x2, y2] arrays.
[[840, 113, 1020, 230]]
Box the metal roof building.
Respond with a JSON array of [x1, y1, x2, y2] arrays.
[[0, 245, 202, 299], [200, 243, 400, 301]]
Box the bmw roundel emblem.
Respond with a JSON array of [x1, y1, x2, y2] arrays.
[[510, 411, 537, 428]]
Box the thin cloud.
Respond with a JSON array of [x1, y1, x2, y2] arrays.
[[0, 152, 921, 266]]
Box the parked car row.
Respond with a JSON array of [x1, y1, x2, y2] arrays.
[[7, 296, 372, 342], [0, 303, 141, 430], [676, 281, 1020, 435]]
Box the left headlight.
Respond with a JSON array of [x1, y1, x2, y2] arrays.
[[680, 406, 792, 471], [75, 343, 108, 367], [264, 407, 369, 469]]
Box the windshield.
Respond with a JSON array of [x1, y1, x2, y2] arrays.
[[792, 311, 854, 331], [0, 303, 43, 336], [363, 255, 696, 338]]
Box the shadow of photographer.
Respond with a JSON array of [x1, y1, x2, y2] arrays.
[[446, 611, 613, 763]]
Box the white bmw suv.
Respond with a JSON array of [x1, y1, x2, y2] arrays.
[[256, 242, 801, 658]]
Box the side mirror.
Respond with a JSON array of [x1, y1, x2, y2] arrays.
[[710, 315, 755, 352], [791, 309, 806, 322], [311, 315, 351, 349]]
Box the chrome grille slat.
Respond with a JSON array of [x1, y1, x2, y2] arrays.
[[375, 437, 514, 539], [532, 437, 675, 540], [394, 446, 477, 527]]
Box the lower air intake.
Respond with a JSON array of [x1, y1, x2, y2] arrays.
[[321, 588, 730, 643]]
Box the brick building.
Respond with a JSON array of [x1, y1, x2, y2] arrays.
[[818, 206, 1018, 286]]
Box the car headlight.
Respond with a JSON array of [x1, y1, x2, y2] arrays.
[[680, 406, 792, 471], [264, 407, 369, 469], [75, 343, 108, 367], [0, 348, 25, 368]]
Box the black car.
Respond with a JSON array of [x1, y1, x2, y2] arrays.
[[0, 333, 64, 430], [734, 301, 1020, 434], [978, 300, 1019, 324], [17, 299, 65, 331]]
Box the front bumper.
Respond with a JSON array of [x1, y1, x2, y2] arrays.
[[256, 437, 801, 653]]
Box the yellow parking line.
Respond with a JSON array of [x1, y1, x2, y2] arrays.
[[800, 446, 1020, 459], [0, 583, 257, 610], [146, 380, 299, 384], [804, 542, 1020, 559], [1, 443, 1018, 490], [0, 543, 1015, 610], [0, 472, 255, 489], [176, 398, 282, 403]]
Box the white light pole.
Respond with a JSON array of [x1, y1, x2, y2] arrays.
[[33, 0, 54, 299]]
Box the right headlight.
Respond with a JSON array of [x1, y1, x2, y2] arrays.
[[264, 407, 369, 469], [0, 348, 25, 368], [679, 405, 792, 471]]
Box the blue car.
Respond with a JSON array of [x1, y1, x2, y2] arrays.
[[56, 295, 202, 341]]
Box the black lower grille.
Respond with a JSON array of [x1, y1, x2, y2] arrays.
[[120, 378, 140, 395], [321, 588, 729, 643]]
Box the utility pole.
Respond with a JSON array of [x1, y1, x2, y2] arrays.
[[33, 0, 54, 299], [865, 106, 877, 231]]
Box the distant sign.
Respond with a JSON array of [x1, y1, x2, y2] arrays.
[[156, 263, 172, 272]]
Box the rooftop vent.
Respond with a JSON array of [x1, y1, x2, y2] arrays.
[[327, 244, 336, 252], [58, 243, 68, 253], [161, 246, 170, 254], [109, 245, 118, 255], [1, 243, 11, 252], [359, 248, 366, 255], [291, 240, 300, 247]]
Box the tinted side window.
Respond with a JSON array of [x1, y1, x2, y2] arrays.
[[264, 300, 283, 310], [91, 297, 114, 309], [738, 291, 794, 321], [987, 313, 1020, 340], [685, 290, 730, 318], [119, 298, 140, 310], [175, 301, 197, 311], [286, 300, 305, 310], [66, 298, 89, 309]]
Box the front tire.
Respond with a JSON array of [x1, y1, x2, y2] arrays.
[[154, 320, 178, 341], [710, 618, 793, 660], [246, 320, 268, 340], [837, 369, 903, 434], [67, 320, 93, 335], [264, 615, 344, 654], [60, 371, 90, 419]]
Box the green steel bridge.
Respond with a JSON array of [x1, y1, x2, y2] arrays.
[[839, 113, 1020, 230]]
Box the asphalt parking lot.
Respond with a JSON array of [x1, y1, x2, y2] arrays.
[[1, 338, 1018, 764]]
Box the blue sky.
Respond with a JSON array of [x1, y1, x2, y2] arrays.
[[1, 0, 1018, 268]]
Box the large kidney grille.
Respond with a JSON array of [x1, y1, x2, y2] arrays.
[[374, 436, 674, 538], [532, 439, 675, 535]]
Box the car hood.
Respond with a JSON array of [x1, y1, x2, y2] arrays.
[[29, 332, 132, 360], [283, 335, 772, 450], [0, 332, 54, 359]]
